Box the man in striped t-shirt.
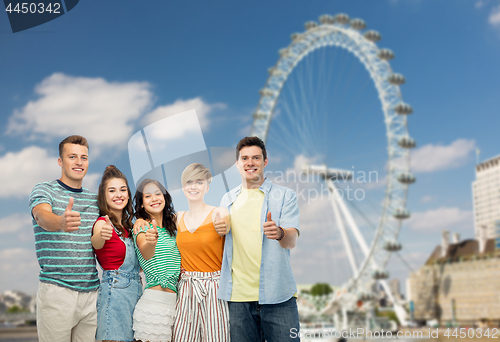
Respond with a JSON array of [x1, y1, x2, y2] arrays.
[[30, 135, 99, 342]]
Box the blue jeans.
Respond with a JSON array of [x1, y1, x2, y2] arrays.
[[228, 297, 300, 342]]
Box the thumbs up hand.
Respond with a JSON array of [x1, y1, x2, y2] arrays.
[[263, 212, 283, 240], [60, 197, 81, 232], [100, 215, 113, 241], [214, 210, 229, 237], [145, 219, 159, 246]]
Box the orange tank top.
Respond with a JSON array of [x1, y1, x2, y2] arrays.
[[176, 209, 225, 272]]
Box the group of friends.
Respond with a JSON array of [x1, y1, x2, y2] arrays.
[[29, 134, 301, 342]]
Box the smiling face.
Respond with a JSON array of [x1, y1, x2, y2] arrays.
[[58, 143, 89, 188], [142, 182, 165, 216], [105, 178, 129, 216], [182, 178, 209, 201], [236, 145, 268, 188]]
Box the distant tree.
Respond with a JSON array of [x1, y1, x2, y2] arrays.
[[6, 305, 27, 314], [310, 283, 333, 297]]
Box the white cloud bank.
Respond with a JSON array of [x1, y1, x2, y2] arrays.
[[0, 248, 39, 293], [489, 5, 500, 26], [409, 207, 473, 232], [142, 97, 226, 130], [411, 139, 475, 173], [0, 146, 99, 198], [7, 73, 153, 153]]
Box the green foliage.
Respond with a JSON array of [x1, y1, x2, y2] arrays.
[[310, 283, 333, 297], [6, 305, 28, 314]]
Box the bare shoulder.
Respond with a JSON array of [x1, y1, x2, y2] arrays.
[[175, 211, 186, 226]]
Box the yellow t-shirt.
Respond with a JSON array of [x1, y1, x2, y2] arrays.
[[230, 188, 264, 301]]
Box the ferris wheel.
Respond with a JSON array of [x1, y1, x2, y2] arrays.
[[250, 14, 416, 327]]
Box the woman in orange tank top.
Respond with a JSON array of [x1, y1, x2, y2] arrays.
[[172, 163, 230, 342]]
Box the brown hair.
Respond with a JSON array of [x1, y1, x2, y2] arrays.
[[236, 136, 267, 160], [97, 165, 134, 237], [59, 135, 89, 158]]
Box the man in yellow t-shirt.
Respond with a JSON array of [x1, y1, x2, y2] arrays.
[[219, 136, 301, 342]]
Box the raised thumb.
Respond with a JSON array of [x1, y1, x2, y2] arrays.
[[105, 215, 111, 225], [215, 211, 221, 221], [267, 211, 272, 222], [152, 218, 157, 228], [66, 197, 74, 212]]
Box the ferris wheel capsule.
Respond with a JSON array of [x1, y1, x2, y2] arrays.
[[393, 208, 411, 220], [319, 14, 334, 25], [305, 21, 318, 30], [291, 32, 301, 41], [397, 136, 416, 149], [259, 88, 277, 97], [334, 13, 350, 25], [387, 73, 406, 85], [350, 18, 366, 30], [372, 270, 390, 280], [383, 241, 402, 252], [252, 111, 268, 120], [397, 172, 416, 184], [394, 103, 413, 115], [377, 49, 394, 60], [364, 30, 381, 42]]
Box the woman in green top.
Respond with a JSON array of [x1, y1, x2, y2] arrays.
[[132, 178, 181, 342]]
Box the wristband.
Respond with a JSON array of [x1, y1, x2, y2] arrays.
[[277, 226, 286, 241]]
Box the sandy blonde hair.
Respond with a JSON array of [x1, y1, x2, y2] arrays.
[[181, 163, 212, 186]]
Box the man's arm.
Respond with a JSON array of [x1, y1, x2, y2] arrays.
[[32, 197, 81, 232]]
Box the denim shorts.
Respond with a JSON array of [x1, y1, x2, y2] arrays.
[[96, 270, 143, 341]]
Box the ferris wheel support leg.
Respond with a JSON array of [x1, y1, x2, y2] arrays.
[[334, 312, 340, 331], [330, 181, 370, 256], [327, 179, 358, 276], [342, 307, 348, 331], [379, 280, 409, 327]]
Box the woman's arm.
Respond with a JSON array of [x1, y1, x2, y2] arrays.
[[91, 216, 114, 250], [135, 222, 158, 260]]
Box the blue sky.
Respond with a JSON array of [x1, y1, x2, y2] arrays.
[[1, 0, 499, 295]]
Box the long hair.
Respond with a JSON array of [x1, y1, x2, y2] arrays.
[[134, 179, 176, 237], [97, 165, 134, 238]]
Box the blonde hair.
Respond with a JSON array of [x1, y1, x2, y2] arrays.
[[181, 163, 212, 186]]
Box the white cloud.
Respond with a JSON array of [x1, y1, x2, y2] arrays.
[[420, 195, 435, 203], [0, 248, 39, 293], [0, 213, 34, 243], [0, 146, 60, 198], [409, 207, 473, 232], [142, 97, 226, 130], [410, 139, 475, 173], [0, 146, 100, 198], [476, 0, 487, 9], [489, 5, 500, 26], [7, 73, 153, 154]]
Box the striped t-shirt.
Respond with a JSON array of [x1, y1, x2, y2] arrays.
[[29, 180, 99, 292], [133, 223, 181, 293]]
